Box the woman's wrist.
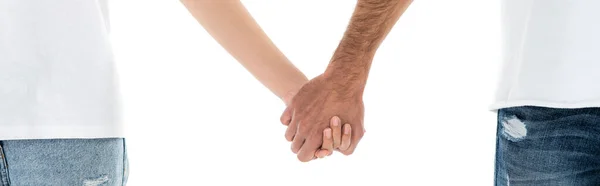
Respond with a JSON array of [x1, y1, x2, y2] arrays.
[[281, 79, 307, 106]]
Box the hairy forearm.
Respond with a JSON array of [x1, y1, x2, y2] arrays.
[[180, 0, 308, 102], [325, 0, 412, 91]]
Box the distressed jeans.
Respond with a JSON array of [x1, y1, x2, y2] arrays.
[[0, 138, 128, 186], [495, 106, 600, 186]]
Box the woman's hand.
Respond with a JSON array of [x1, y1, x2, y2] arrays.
[[315, 116, 353, 159]]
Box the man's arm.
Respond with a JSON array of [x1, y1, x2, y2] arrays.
[[180, 0, 307, 104], [325, 0, 412, 89], [281, 0, 413, 162]]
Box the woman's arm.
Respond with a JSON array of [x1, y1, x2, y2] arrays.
[[180, 0, 352, 160], [180, 0, 306, 105]]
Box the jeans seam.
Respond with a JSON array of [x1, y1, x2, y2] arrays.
[[494, 111, 501, 186], [0, 142, 10, 186], [122, 138, 128, 186], [495, 109, 508, 186]]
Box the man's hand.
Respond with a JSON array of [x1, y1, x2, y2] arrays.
[[283, 87, 355, 160], [278, 0, 412, 162], [280, 74, 365, 162]]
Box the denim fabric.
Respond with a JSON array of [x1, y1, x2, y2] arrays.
[[0, 138, 128, 186], [495, 106, 600, 186]]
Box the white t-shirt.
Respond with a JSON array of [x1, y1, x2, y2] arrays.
[[492, 0, 600, 110], [0, 0, 123, 139]]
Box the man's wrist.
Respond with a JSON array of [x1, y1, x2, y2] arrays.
[[324, 56, 371, 85], [323, 65, 368, 98]]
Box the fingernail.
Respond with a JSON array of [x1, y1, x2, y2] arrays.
[[332, 116, 339, 127], [345, 125, 351, 134], [325, 129, 331, 139]]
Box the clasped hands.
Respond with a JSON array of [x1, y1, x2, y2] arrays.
[[280, 74, 366, 162]]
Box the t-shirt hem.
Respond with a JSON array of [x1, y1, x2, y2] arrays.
[[489, 100, 600, 112], [0, 125, 124, 140]]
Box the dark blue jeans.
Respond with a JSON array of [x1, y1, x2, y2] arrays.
[[495, 106, 600, 186]]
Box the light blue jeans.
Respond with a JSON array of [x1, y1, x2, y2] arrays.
[[0, 138, 128, 186]]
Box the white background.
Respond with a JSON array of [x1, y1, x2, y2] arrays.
[[109, 0, 501, 185]]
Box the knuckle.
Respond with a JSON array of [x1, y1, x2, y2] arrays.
[[295, 128, 306, 137], [309, 131, 322, 139], [356, 130, 365, 138], [298, 125, 310, 135]]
